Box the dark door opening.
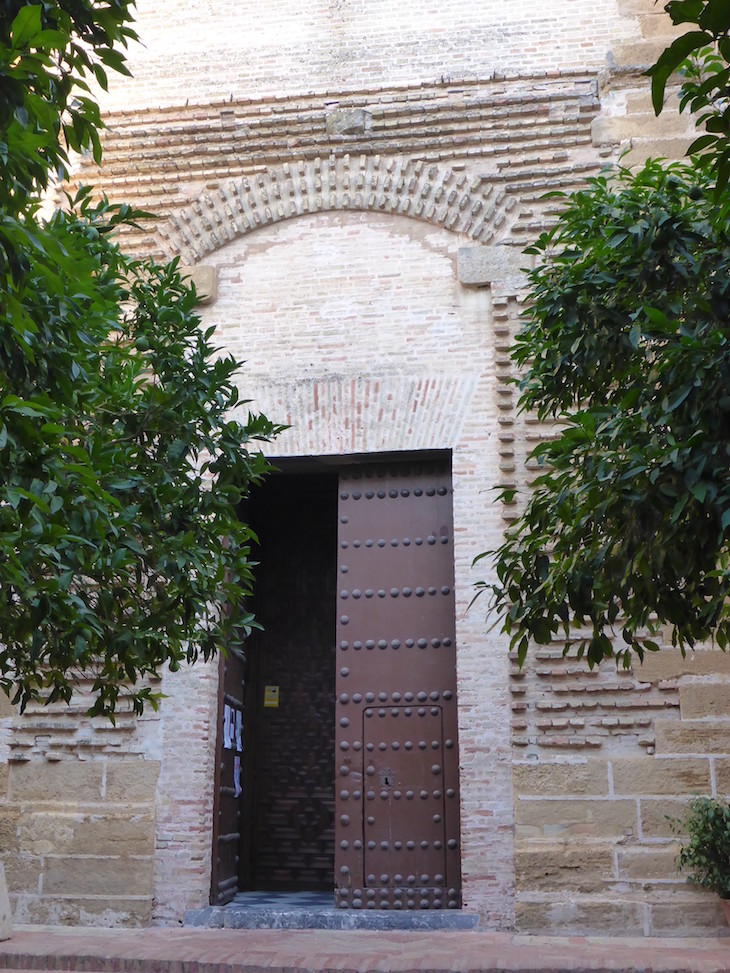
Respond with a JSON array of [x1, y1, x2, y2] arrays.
[[240, 472, 338, 892]]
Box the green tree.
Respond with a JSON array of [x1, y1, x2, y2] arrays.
[[481, 158, 730, 666], [0, 2, 282, 716]]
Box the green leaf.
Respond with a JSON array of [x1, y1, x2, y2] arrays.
[[34, 30, 67, 51], [10, 5, 42, 49], [666, 0, 706, 25], [717, 153, 730, 193], [648, 31, 715, 113], [699, 0, 730, 34], [1, 395, 50, 418], [672, 493, 690, 522], [664, 385, 692, 412], [688, 133, 720, 153], [690, 482, 708, 503], [643, 305, 672, 327]]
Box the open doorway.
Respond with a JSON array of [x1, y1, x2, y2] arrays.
[[239, 472, 338, 892]]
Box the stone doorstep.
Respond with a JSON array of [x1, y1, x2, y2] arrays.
[[184, 905, 480, 930]]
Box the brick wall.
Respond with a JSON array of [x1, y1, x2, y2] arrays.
[[152, 660, 219, 924], [6, 0, 722, 935], [94, 0, 637, 112], [198, 212, 515, 924]]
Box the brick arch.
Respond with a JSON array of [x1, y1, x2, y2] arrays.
[[157, 155, 517, 262]]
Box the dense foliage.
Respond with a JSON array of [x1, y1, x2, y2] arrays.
[[0, 2, 281, 716], [481, 159, 730, 666], [675, 797, 730, 898]]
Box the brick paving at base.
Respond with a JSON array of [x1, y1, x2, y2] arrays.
[[0, 927, 728, 973]]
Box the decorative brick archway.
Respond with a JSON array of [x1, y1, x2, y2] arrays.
[[154, 161, 524, 927], [157, 156, 519, 262]]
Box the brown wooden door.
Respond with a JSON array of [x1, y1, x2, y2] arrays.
[[334, 459, 461, 911], [211, 649, 246, 905]]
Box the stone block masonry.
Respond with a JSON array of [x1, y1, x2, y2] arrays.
[[1, 757, 159, 926], [512, 646, 730, 937]]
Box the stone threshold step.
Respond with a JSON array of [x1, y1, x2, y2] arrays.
[[184, 906, 480, 930]]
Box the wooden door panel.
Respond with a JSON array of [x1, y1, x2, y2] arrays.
[[362, 707, 448, 886], [335, 460, 461, 911]]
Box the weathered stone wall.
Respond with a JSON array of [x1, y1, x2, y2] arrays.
[[7, 0, 724, 936], [0, 660, 220, 926], [511, 647, 730, 936], [0, 682, 161, 925]]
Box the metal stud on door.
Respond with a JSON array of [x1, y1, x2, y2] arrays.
[[334, 460, 461, 911]]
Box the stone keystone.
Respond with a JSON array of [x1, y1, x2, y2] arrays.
[[325, 108, 373, 137], [180, 266, 217, 305], [458, 246, 532, 287]]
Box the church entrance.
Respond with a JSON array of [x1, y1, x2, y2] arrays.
[[210, 456, 461, 909]]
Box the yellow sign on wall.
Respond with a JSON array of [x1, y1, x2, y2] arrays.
[[263, 685, 280, 708]]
